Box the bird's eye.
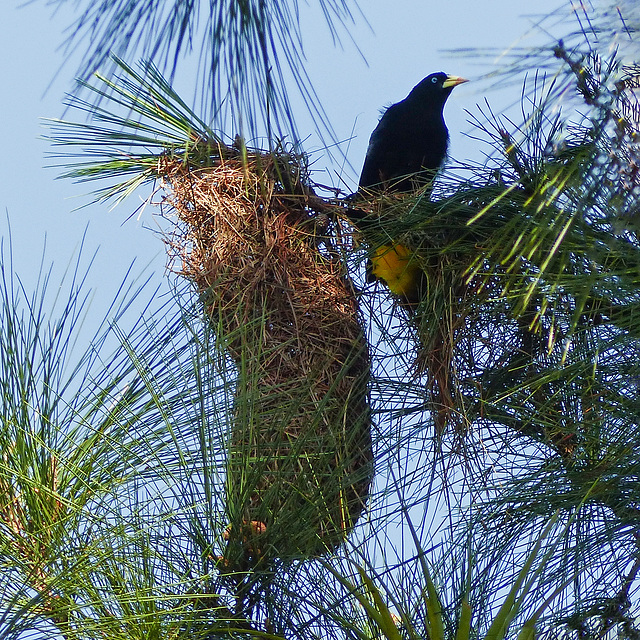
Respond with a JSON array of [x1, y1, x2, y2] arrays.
[[431, 77, 438, 84]]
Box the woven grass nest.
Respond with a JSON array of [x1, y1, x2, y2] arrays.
[[161, 144, 373, 564]]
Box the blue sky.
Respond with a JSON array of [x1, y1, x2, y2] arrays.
[[1, 0, 561, 328]]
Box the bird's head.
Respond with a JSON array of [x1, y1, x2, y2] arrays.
[[408, 72, 468, 110]]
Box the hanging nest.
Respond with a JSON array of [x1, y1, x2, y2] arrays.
[[160, 144, 373, 564]]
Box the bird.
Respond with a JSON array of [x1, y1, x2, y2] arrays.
[[356, 72, 467, 302], [359, 72, 468, 193]]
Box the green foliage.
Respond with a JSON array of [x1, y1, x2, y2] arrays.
[[42, 0, 361, 144], [317, 513, 567, 640], [0, 246, 225, 637], [47, 57, 222, 206]]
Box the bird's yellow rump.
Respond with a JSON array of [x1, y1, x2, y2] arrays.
[[369, 243, 422, 302]]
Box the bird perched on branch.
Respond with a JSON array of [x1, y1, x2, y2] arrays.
[[357, 72, 468, 302]]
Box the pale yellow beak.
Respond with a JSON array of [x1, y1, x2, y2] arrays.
[[443, 75, 469, 89]]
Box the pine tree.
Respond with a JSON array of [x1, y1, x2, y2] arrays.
[[1, 2, 639, 639]]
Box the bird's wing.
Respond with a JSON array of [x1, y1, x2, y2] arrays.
[[359, 101, 449, 190], [359, 103, 407, 188], [359, 123, 387, 187]]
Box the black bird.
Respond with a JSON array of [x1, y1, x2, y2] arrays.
[[357, 72, 467, 302], [360, 72, 467, 192]]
